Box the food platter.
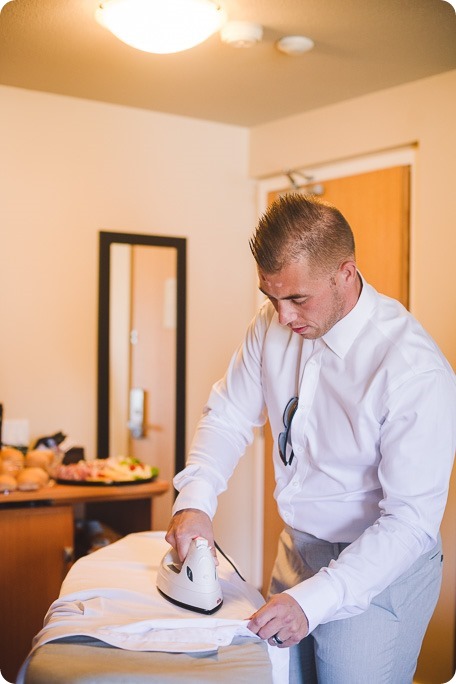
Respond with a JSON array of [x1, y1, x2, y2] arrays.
[[52, 456, 158, 487]]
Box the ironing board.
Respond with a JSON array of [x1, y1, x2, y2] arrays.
[[18, 531, 288, 684]]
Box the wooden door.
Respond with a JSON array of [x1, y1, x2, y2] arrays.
[[129, 245, 177, 531], [262, 165, 410, 594]]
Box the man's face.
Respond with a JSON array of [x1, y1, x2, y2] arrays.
[[258, 257, 352, 339]]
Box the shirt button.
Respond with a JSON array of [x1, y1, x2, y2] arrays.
[[292, 480, 299, 487]]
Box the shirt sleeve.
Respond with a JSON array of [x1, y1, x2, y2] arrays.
[[286, 368, 456, 632], [172, 308, 269, 519]]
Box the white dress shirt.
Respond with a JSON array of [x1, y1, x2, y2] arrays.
[[173, 278, 456, 632]]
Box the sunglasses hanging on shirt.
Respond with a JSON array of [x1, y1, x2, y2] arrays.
[[278, 396, 299, 466]]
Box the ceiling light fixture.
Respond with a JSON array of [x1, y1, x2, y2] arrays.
[[220, 21, 263, 48], [95, 0, 226, 54], [276, 35, 314, 56]]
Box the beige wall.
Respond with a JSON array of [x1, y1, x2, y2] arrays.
[[250, 69, 456, 682], [1, 68, 455, 667], [0, 84, 258, 577]]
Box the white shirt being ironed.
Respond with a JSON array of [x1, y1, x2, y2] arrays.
[[173, 277, 456, 633]]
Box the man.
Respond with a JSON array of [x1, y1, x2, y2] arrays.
[[166, 194, 456, 683]]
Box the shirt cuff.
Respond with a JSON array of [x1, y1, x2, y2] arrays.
[[171, 479, 218, 520], [284, 570, 341, 633]]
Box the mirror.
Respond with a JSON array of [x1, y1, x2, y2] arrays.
[[97, 231, 186, 528]]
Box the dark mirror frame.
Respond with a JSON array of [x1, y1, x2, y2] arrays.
[[97, 231, 187, 477]]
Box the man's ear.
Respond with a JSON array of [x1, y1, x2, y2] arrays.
[[338, 260, 357, 285]]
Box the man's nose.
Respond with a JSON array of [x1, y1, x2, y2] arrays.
[[277, 300, 296, 326]]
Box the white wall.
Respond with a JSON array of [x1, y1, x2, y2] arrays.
[[0, 84, 258, 577]]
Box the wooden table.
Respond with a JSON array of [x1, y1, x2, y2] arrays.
[[0, 479, 169, 683]]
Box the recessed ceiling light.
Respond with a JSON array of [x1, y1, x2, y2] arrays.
[[276, 35, 314, 56]]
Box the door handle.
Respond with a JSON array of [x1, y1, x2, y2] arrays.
[[128, 388, 145, 439]]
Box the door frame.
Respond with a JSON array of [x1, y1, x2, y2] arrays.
[[97, 231, 187, 475]]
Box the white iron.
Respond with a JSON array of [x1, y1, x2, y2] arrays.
[[156, 537, 223, 614]]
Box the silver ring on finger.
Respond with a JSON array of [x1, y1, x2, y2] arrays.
[[272, 634, 284, 646]]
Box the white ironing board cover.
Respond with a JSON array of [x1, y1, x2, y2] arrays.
[[17, 531, 288, 683]]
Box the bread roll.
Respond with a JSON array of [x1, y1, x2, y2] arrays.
[[0, 446, 24, 476], [16, 466, 49, 491], [25, 448, 54, 470], [0, 473, 17, 492]]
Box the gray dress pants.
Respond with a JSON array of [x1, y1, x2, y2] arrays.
[[268, 526, 443, 684]]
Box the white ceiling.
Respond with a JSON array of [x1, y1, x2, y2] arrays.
[[0, 0, 455, 127]]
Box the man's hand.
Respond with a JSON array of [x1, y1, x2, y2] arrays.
[[165, 508, 216, 563], [247, 593, 309, 647]]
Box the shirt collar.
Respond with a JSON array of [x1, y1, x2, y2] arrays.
[[322, 273, 378, 359]]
